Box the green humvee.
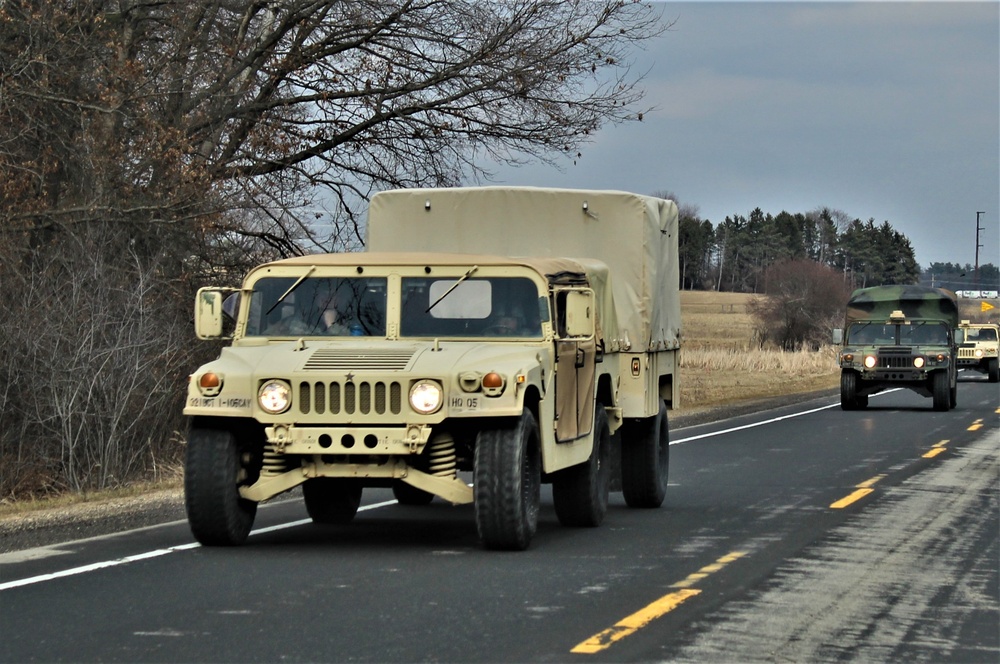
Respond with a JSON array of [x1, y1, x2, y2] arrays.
[[836, 285, 959, 411], [184, 187, 681, 550], [955, 320, 1000, 383]]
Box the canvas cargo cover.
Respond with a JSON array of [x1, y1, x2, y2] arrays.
[[846, 285, 959, 327], [367, 186, 680, 351]]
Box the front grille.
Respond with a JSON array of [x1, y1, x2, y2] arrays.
[[875, 348, 914, 369], [303, 348, 414, 371], [957, 348, 978, 359], [878, 355, 914, 369], [297, 380, 403, 415]]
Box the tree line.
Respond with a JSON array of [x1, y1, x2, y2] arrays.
[[674, 202, 922, 294], [922, 262, 1000, 292]]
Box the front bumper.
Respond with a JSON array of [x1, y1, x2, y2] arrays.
[[858, 368, 929, 382], [265, 423, 432, 454]]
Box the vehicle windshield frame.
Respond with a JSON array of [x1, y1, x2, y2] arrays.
[[848, 320, 951, 346], [243, 274, 388, 337]]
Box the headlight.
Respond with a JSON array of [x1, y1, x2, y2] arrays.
[[913, 357, 925, 368], [974, 349, 984, 358], [409, 380, 443, 414], [258, 380, 292, 414], [863, 355, 877, 369]]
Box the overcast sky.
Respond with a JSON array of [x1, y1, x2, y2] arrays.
[[487, 1, 999, 270]]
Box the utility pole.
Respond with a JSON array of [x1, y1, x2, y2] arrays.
[[975, 211, 985, 289]]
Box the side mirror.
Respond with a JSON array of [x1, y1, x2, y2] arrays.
[[195, 288, 228, 339], [832, 328, 843, 345], [564, 290, 595, 339]]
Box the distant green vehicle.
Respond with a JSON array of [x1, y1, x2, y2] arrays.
[[836, 285, 959, 411], [955, 320, 1000, 382]]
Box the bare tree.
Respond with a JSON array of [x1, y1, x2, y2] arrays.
[[0, 1, 667, 499], [0, 225, 200, 496], [748, 259, 852, 351], [2, 0, 668, 254]]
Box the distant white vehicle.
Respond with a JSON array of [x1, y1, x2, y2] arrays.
[[955, 290, 999, 299]]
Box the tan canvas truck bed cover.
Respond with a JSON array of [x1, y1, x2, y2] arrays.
[[367, 186, 680, 352]]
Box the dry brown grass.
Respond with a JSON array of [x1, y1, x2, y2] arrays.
[[677, 290, 840, 414]]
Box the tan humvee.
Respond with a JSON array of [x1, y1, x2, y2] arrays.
[[955, 320, 1000, 382], [185, 187, 681, 550]]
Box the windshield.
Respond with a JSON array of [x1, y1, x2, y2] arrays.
[[848, 321, 950, 346], [957, 327, 998, 342], [245, 277, 387, 336], [400, 276, 544, 338]]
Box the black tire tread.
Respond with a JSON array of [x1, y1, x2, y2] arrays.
[[932, 370, 950, 411], [621, 401, 669, 508], [552, 404, 611, 527], [474, 411, 540, 550], [303, 478, 363, 524], [184, 427, 257, 546]]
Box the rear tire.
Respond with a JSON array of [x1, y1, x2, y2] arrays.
[[392, 480, 435, 506], [303, 478, 363, 524], [184, 427, 257, 546], [552, 404, 611, 527], [932, 371, 950, 411], [988, 358, 999, 383], [621, 401, 669, 508], [474, 410, 541, 550]]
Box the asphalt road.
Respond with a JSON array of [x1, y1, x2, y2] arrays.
[[2, 380, 997, 663]]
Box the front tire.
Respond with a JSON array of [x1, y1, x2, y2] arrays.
[[303, 478, 363, 524], [988, 358, 999, 383], [932, 371, 950, 411], [621, 400, 669, 508], [552, 404, 611, 527], [841, 370, 863, 410], [474, 410, 541, 550], [184, 427, 258, 546]]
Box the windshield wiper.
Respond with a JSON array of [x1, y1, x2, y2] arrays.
[[426, 265, 479, 313], [265, 265, 316, 316]]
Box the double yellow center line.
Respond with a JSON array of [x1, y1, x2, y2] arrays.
[[829, 473, 886, 509], [570, 551, 747, 654], [831, 418, 986, 509], [573, 413, 995, 654]]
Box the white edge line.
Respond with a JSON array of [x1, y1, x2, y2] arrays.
[[671, 388, 903, 445], [0, 499, 400, 591], [671, 403, 838, 445]]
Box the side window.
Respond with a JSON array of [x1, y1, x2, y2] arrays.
[[553, 291, 569, 337]]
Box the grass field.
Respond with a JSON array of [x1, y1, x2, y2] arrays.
[[677, 290, 840, 415]]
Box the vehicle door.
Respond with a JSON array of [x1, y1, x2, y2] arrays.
[[552, 287, 597, 443]]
